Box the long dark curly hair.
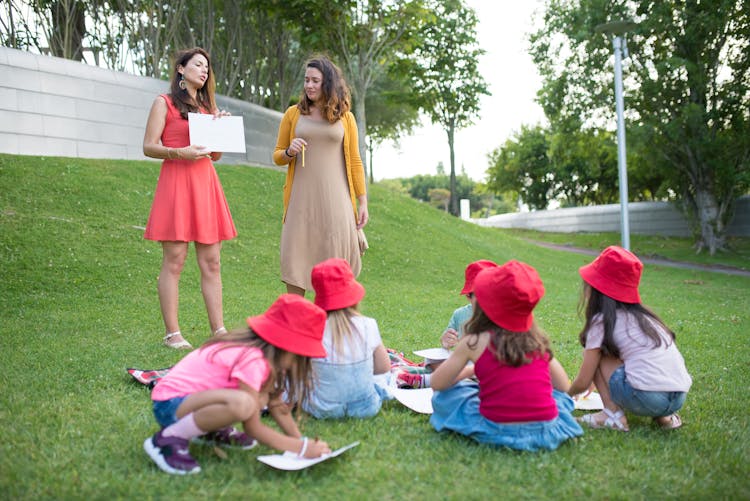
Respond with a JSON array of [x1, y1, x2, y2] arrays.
[[297, 54, 351, 123], [169, 47, 217, 119]]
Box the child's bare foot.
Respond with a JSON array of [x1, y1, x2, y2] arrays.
[[655, 414, 682, 430]]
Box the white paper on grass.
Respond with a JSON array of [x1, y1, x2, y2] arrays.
[[187, 112, 246, 153], [390, 384, 601, 413], [390, 387, 434, 414], [256, 441, 360, 470], [413, 347, 451, 360], [573, 390, 604, 411]]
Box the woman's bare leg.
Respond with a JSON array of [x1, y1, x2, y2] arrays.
[[196, 242, 224, 334], [159, 241, 189, 342]]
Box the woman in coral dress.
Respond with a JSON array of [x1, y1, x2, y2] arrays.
[[143, 47, 237, 349], [272, 55, 368, 296]]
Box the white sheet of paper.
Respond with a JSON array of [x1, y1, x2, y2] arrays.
[[256, 441, 360, 470], [574, 391, 604, 410], [413, 348, 451, 360], [390, 387, 434, 414], [188, 112, 246, 153]]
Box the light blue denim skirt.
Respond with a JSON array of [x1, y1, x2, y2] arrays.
[[430, 380, 583, 451]]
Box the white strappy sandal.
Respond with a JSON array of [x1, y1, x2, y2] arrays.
[[163, 331, 193, 350], [579, 408, 629, 432]]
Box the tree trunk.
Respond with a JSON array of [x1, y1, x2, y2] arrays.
[[690, 186, 727, 255], [50, 0, 86, 61], [353, 91, 369, 189], [368, 139, 374, 184], [447, 124, 457, 216]]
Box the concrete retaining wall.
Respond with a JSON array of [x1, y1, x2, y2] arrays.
[[475, 197, 750, 237], [0, 46, 282, 167]]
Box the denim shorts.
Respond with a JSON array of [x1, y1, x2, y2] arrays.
[[152, 396, 187, 428], [609, 365, 686, 417]]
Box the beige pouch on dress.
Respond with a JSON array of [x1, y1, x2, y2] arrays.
[[357, 229, 369, 256]]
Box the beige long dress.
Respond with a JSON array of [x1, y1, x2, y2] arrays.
[[280, 116, 361, 291]]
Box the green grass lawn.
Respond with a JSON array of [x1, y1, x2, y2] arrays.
[[1, 153, 748, 499]]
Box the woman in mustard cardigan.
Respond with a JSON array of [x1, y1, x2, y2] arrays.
[[272, 55, 368, 296]]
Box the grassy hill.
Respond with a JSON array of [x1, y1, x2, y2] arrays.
[[1, 153, 748, 499]]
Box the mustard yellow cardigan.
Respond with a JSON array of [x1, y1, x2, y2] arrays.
[[273, 105, 366, 222]]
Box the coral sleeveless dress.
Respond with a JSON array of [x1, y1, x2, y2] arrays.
[[144, 94, 237, 244]]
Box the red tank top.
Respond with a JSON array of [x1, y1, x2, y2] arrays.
[[475, 343, 558, 423]]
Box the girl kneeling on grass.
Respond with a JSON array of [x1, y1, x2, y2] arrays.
[[429, 261, 583, 452], [568, 246, 692, 432], [302, 258, 391, 419], [144, 294, 332, 475]]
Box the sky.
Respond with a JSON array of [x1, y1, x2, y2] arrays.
[[372, 0, 548, 182]]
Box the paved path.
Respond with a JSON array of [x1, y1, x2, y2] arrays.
[[527, 240, 750, 278]]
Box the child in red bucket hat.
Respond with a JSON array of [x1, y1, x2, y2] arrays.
[[394, 260, 498, 390], [568, 246, 692, 431], [303, 258, 391, 419], [429, 261, 583, 452], [144, 294, 332, 475]]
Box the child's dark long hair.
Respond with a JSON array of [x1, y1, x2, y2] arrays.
[[464, 303, 553, 366], [169, 47, 217, 119], [200, 327, 313, 413], [578, 282, 675, 358]]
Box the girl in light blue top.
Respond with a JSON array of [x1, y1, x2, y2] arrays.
[[303, 258, 391, 419]]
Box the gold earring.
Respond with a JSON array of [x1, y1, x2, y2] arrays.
[[179, 75, 186, 90]]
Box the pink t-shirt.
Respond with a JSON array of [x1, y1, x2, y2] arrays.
[[475, 345, 558, 423], [584, 310, 692, 392], [151, 344, 271, 401]]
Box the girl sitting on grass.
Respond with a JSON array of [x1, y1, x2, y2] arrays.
[[568, 246, 692, 431], [144, 294, 332, 475], [429, 261, 583, 451], [303, 258, 391, 418]]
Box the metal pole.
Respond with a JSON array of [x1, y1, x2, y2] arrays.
[[612, 35, 630, 250]]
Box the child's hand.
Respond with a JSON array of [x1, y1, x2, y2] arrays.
[[304, 438, 331, 458], [441, 328, 459, 349]]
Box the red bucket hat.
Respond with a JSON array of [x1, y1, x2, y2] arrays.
[[473, 260, 545, 332], [579, 246, 642, 304], [460, 259, 498, 295], [311, 258, 365, 311], [246, 294, 327, 357]]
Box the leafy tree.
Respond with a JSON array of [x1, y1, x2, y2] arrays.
[[428, 187, 451, 211], [530, 0, 750, 254], [548, 127, 620, 206], [486, 125, 554, 210], [365, 62, 422, 183], [297, 0, 428, 181], [411, 0, 489, 215]]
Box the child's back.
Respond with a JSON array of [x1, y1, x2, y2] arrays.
[[429, 261, 583, 451], [585, 309, 691, 392], [304, 258, 390, 419]]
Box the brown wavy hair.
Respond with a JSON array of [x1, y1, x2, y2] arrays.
[[297, 54, 351, 123], [464, 303, 552, 366], [578, 282, 674, 358], [200, 327, 313, 417], [169, 47, 217, 119]]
